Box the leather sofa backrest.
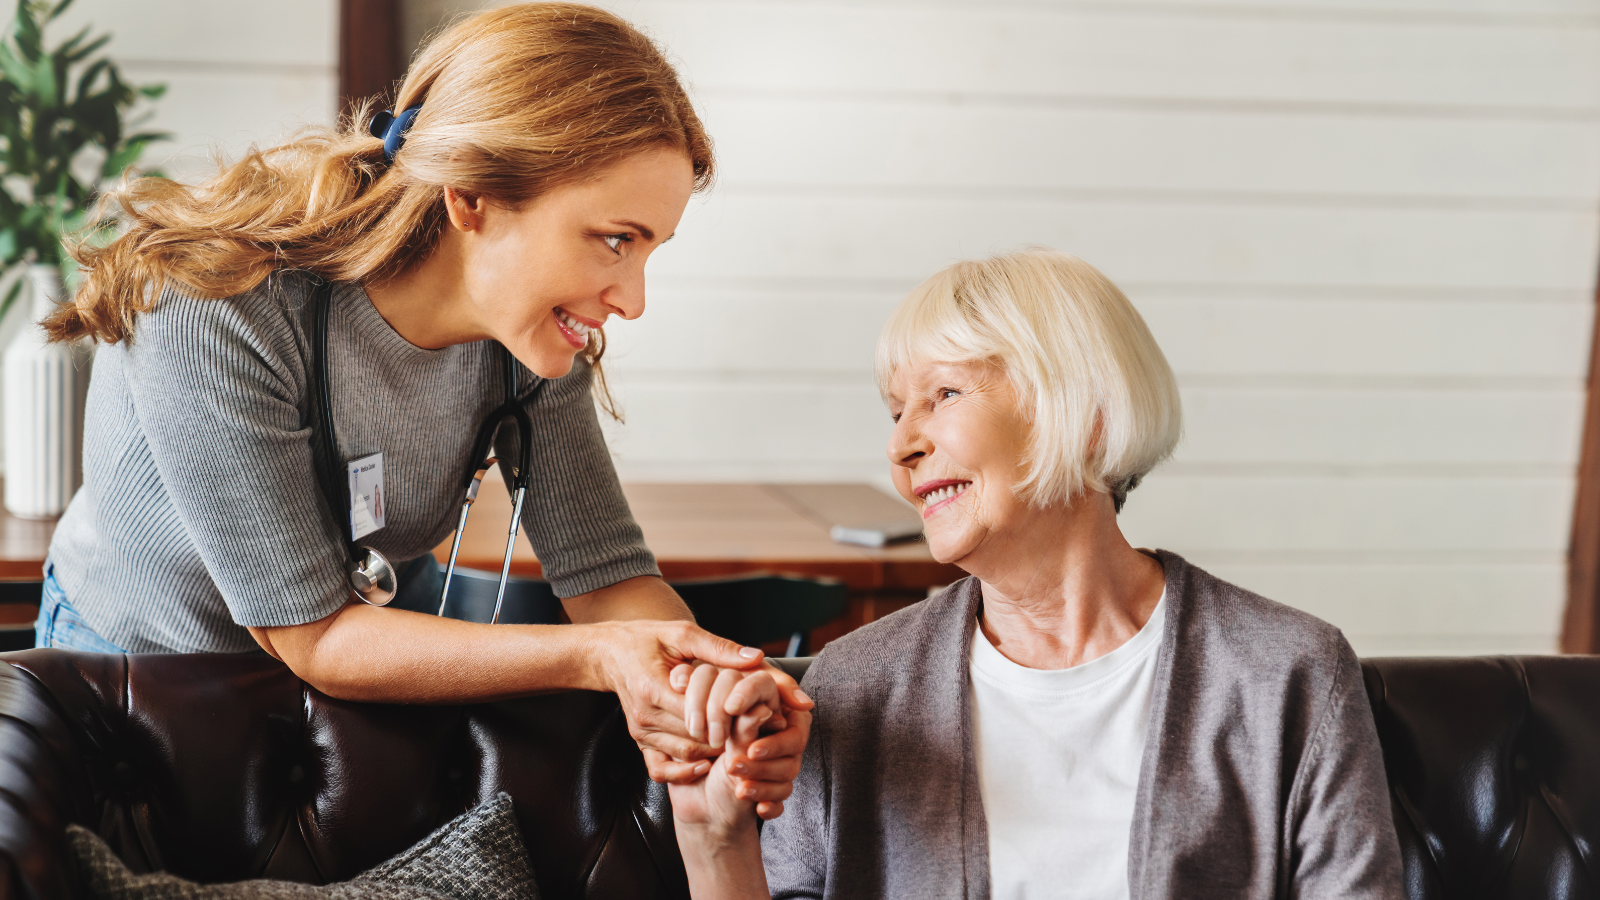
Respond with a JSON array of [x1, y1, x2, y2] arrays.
[[0, 649, 687, 900], [1362, 656, 1600, 899], [2, 651, 1597, 900]]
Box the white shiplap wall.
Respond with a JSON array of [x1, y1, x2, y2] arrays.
[[6, 0, 1590, 658], [0, 1, 338, 469], [410, 0, 1600, 656], [52, 1, 340, 182]]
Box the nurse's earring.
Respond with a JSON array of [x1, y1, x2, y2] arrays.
[[349, 547, 398, 606]]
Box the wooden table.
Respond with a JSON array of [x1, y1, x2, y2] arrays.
[[0, 484, 54, 632], [0, 476, 962, 646], [0, 494, 52, 582], [432, 472, 961, 644]]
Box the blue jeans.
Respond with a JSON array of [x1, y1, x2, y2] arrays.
[[35, 563, 127, 652]]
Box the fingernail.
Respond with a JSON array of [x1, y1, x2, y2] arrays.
[[693, 761, 710, 776], [794, 689, 812, 705], [739, 647, 761, 659], [750, 747, 768, 759], [731, 762, 747, 773]]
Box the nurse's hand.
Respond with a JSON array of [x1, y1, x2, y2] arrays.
[[590, 618, 771, 781], [643, 659, 812, 807]]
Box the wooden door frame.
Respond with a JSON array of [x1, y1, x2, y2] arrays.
[[1564, 256, 1600, 653], [338, 0, 405, 119]]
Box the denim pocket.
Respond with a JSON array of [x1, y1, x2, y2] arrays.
[[36, 565, 125, 653]]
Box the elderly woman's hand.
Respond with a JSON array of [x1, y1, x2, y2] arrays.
[[659, 663, 814, 820], [587, 618, 776, 782], [667, 667, 795, 826]]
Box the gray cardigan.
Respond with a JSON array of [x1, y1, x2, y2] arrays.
[[761, 550, 1403, 899]]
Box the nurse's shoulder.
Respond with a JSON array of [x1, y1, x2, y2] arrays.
[[126, 273, 323, 400]]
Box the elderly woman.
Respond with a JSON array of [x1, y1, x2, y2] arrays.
[[667, 248, 1403, 899]]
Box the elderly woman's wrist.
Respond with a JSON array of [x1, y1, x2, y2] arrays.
[[674, 810, 760, 846], [678, 816, 770, 900]]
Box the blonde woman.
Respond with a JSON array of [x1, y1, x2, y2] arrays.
[[35, 3, 809, 801], [669, 249, 1402, 898]]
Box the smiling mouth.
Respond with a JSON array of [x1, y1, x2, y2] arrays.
[[916, 480, 971, 517], [554, 308, 595, 348]]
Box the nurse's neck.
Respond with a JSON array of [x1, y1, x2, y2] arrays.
[[364, 224, 489, 351]]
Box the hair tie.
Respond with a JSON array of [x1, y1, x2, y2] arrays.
[[368, 104, 422, 164]]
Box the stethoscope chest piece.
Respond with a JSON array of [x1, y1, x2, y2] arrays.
[[348, 547, 398, 606]]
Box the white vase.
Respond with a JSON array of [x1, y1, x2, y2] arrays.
[[3, 265, 92, 519]]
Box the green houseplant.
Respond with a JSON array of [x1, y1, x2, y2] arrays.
[[0, 0, 165, 320]]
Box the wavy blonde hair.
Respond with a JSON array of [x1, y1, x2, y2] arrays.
[[46, 1, 715, 398], [876, 248, 1181, 512]]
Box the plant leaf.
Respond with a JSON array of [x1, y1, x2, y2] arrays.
[[31, 45, 54, 105], [0, 0, 165, 279], [13, 0, 42, 63], [101, 138, 141, 176], [72, 55, 105, 98], [62, 31, 105, 65], [52, 21, 86, 57], [0, 42, 32, 91], [0, 276, 23, 324]]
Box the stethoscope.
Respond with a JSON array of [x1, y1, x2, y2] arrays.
[[310, 279, 543, 623]]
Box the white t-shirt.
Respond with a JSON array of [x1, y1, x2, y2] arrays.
[[970, 593, 1167, 900]]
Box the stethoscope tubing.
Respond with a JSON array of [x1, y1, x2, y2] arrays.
[[311, 278, 544, 617], [493, 486, 528, 625]]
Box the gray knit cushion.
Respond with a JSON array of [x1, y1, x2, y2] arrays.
[[68, 793, 541, 900]]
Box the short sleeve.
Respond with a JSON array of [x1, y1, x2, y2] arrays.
[[119, 286, 351, 629], [503, 359, 659, 598]]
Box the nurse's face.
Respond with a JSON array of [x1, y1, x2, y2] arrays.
[[449, 146, 695, 379]]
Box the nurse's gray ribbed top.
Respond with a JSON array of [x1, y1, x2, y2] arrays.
[[47, 273, 659, 653]]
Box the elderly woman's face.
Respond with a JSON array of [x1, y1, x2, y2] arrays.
[[885, 359, 1032, 565]]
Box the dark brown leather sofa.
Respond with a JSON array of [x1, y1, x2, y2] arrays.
[[0, 650, 1595, 900]]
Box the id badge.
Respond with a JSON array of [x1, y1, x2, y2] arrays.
[[347, 452, 386, 540]]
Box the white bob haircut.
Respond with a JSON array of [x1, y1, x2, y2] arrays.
[[875, 248, 1182, 512]]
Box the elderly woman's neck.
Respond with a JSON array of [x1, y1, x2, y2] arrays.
[[973, 498, 1166, 671]]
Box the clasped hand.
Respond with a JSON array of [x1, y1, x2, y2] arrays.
[[596, 619, 812, 821], [666, 662, 812, 827]]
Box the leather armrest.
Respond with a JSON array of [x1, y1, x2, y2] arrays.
[[0, 655, 104, 900], [769, 657, 814, 684]]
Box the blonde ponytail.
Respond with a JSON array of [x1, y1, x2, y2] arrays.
[[46, 1, 715, 365]]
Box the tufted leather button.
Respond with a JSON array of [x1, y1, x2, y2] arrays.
[[287, 764, 305, 785], [112, 760, 136, 791]]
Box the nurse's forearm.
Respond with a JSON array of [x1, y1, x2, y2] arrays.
[[562, 574, 692, 624], [250, 604, 617, 702], [248, 600, 735, 705]]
